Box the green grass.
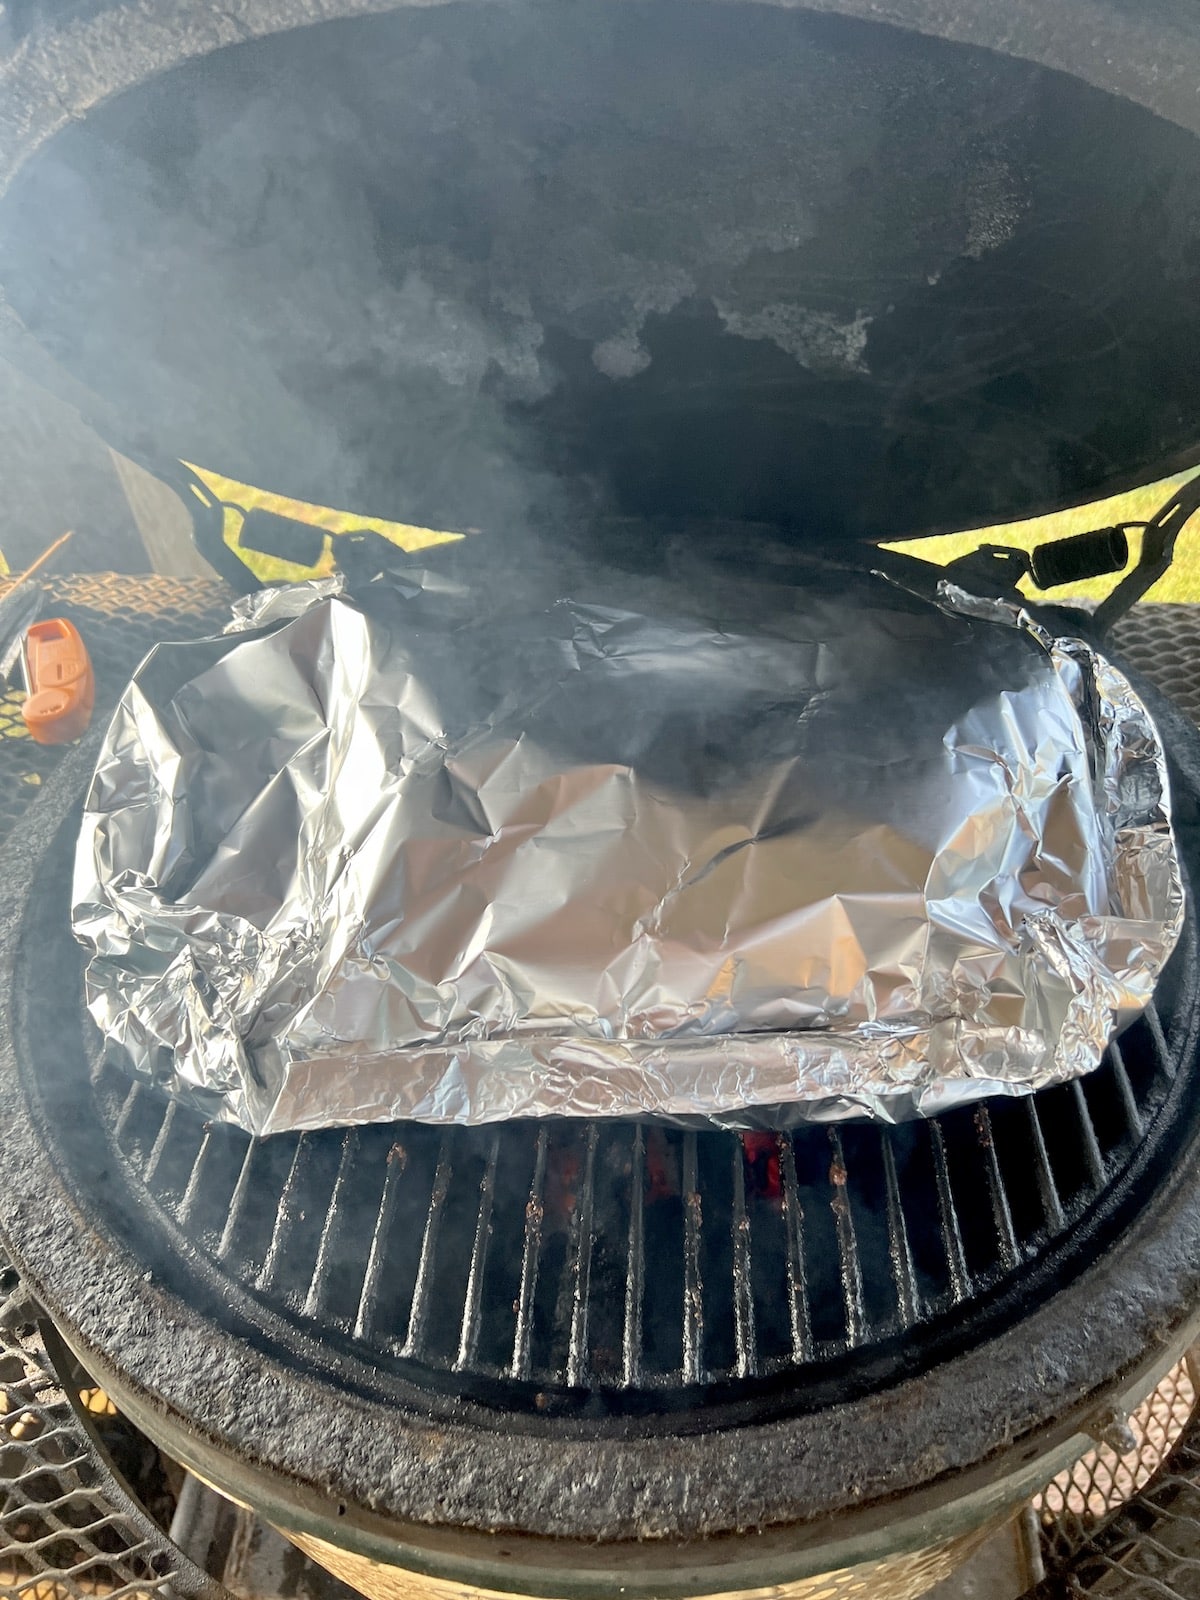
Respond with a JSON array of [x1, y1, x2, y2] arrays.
[[886, 469, 1200, 605]]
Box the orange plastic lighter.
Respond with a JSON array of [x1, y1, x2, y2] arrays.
[[21, 617, 95, 744]]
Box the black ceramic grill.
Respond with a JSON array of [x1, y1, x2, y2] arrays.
[[12, 1, 1200, 1593]]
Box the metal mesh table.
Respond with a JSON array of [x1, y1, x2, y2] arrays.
[[0, 1254, 225, 1600]]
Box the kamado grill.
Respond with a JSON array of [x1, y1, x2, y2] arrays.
[[8, 4, 1200, 1599]]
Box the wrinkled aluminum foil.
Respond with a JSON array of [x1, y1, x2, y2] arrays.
[[72, 553, 1184, 1135]]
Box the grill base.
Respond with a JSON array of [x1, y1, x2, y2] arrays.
[[284, 1524, 1012, 1600]]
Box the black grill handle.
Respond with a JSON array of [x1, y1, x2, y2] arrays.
[[1029, 526, 1129, 592]]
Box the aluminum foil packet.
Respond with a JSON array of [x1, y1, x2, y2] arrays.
[[71, 552, 1185, 1135]]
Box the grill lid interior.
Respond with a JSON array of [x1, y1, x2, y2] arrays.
[[6, 3, 1200, 552]]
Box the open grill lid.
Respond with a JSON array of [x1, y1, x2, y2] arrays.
[[3, 0, 1200, 561]]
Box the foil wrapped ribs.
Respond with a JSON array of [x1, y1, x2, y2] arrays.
[[73, 557, 1183, 1134]]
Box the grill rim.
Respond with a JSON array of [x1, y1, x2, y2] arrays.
[[4, 671, 1200, 1578]]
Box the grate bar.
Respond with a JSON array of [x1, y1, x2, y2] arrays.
[[1069, 1080, 1106, 1188], [682, 1131, 704, 1384], [1145, 1002, 1175, 1081], [1023, 1098, 1066, 1233], [880, 1135, 921, 1326], [929, 1121, 970, 1303], [566, 1124, 599, 1388], [778, 1134, 814, 1363], [1108, 1039, 1145, 1139], [256, 1136, 316, 1293], [400, 1133, 455, 1361], [305, 1129, 361, 1318], [113, 1080, 143, 1145], [217, 1139, 261, 1261], [973, 1107, 1020, 1272], [731, 1137, 758, 1378], [354, 1139, 409, 1340], [512, 1128, 549, 1381], [828, 1129, 866, 1347], [177, 1127, 216, 1227], [143, 1100, 177, 1188], [622, 1124, 646, 1388], [456, 1133, 501, 1373]]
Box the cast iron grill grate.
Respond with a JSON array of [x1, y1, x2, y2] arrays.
[[96, 986, 1187, 1406]]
